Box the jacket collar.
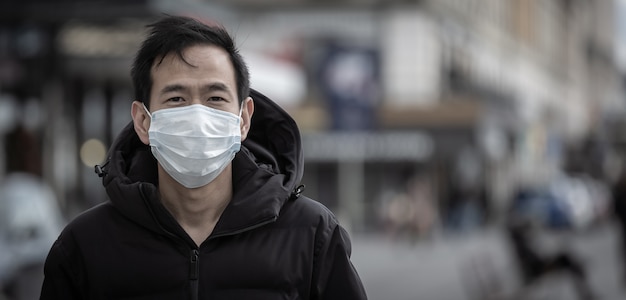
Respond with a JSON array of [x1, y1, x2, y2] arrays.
[[99, 89, 303, 240]]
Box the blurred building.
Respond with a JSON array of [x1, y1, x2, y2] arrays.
[[0, 0, 624, 233]]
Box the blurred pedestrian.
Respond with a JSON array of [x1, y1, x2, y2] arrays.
[[40, 15, 366, 300], [445, 146, 488, 233], [381, 173, 437, 243]]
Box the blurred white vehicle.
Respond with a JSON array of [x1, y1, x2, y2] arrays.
[[0, 173, 65, 291], [548, 174, 611, 230], [512, 174, 611, 230]]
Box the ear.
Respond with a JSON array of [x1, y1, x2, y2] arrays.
[[131, 101, 151, 145], [240, 97, 254, 142]]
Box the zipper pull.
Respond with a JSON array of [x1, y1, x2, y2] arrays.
[[189, 249, 199, 280]]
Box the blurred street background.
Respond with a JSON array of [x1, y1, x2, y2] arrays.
[[2, 0, 626, 299]]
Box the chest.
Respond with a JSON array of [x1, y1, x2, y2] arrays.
[[83, 225, 316, 299], [204, 227, 315, 288]]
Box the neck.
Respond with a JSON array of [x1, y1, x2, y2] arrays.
[[158, 164, 233, 246]]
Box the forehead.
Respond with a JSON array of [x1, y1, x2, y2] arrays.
[[150, 44, 235, 81]]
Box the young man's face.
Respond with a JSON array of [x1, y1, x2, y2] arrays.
[[131, 43, 253, 147], [148, 44, 240, 115]]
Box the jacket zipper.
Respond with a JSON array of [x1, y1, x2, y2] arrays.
[[151, 215, 276, 300], [139, 184, 203, 300], [190, 249, 200, 300], [186, 217, 277, 299], [140, 186, 279, 299]]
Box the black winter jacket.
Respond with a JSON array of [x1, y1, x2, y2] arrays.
[[40, 90, 367, 300]]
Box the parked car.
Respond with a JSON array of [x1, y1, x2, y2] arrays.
[[0, 173, 65, 299]]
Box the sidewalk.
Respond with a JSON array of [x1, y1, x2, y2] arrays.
[[350, 222, 625, 300]]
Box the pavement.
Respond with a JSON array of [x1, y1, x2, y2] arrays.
[[351, 221, 626, 300]]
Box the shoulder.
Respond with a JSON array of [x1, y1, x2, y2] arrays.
[[46, 202, 123, 268], [41, 205, 117, 299], [67, 202, 117, 228], [278, 195, 340, 229], [55, 202, 118, 246], [274, 195, 354, 255]]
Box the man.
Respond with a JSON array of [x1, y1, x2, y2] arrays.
[[40, 15, 367, 300]]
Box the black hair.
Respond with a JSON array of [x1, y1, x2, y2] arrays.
[[131, 15, 250, 106]]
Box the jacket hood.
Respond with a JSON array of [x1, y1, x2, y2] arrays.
[[98, 89, 303, 239]]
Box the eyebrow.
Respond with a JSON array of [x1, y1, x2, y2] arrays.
[[200, 82, 230, 94], [159, 83, 231, 95], [160, 84, 186, 95]]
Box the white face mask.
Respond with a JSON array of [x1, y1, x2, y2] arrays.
[[144, 103, 242, 188]]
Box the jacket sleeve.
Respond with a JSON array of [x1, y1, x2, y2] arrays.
[[39, 237, 86, 300], [311, 222, 368, 300]]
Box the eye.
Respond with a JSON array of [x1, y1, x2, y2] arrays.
[[208, 96, 226, 102], [167, 97, 185, 103]]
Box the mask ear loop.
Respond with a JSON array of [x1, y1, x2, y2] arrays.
[[142, 102, 152, 119], [237, 101, 245, 124]]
